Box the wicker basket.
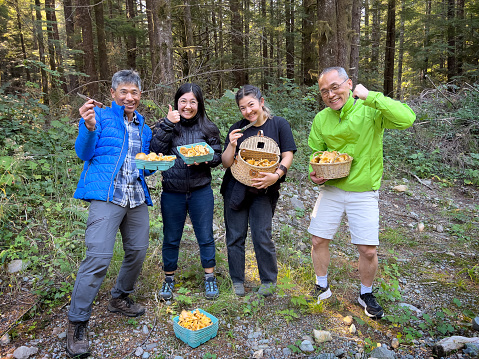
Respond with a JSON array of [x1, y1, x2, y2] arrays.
[[310, 151, 353, 179], [231, 131, 280, 186], [172, 309, 219, 348]]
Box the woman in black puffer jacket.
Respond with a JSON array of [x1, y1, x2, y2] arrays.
[[150, 83, 222, 300]]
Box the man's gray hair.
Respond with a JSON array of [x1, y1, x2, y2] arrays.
[[111, 70, 142, 91], [319, 67, 349, 81]]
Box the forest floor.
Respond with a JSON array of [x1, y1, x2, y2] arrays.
[[1, 175, 479, 359]]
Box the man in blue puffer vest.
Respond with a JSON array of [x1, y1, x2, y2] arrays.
[[66, 70, 153, 358]]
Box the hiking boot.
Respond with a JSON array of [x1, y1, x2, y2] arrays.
[[233, 282, 245, 296], [108, 295, 145, 317], [66, 320, 90, 358], [257, 283, 275, 297], [311, 284, 332, 302], [358, 291, 384, 319], [159, 277, 175, 301], [205, 276, 219, 300]]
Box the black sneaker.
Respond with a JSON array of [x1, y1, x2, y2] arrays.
[[309, 284, 332, 303], [159, 277, 175, 301], [358, 291, 384, 319], [66, 320, 90, 358]]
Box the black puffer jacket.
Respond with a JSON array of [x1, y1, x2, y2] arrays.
[[150, 117, 222, 193]]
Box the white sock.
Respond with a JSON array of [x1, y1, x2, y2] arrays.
[[316, 275, 328, 288], [360, 283, 372, 295]]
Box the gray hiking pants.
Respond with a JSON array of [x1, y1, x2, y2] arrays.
[[67, 200, 149, 322]]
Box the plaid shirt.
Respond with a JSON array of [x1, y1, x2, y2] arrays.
[[111, 113, 146, 208]]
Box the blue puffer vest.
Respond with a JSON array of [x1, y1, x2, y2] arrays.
[[73, 101, 153, 206]]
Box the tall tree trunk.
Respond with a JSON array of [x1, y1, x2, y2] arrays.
[[350, 0, 360, 83], [231, 0, 244, 87], [261, 0, 268, 88], [146, 0, 159, 82], [77, 0, 98, 95], [45, 0, 57, 89], [316, 0, 353, 72], [364, 0, 370, 60], [218, 0, 224, 96], [447, 0, 456, 81], [126, 0, 137, 69], [183, 0, 195, 77], [157, 0, 174, 100], [371, 0, 381, 74], [396, 0, 405, 100], [34, 0, 49, 104], [302, 0, 316, 85], [63, 0, 78, 91], [14, 0, 31, 82], [276, 0, 282, 78], [244, 0, 250, 83], [285, 0, 294, 80], [94, 0, 109, 82], [50, 0, 68, 93], [457, 0, 464, 76], [383, 0, 395, 96], [421, 0, 431, 82]]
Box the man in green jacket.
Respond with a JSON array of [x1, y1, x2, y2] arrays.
[[308, 67, 415, 319]]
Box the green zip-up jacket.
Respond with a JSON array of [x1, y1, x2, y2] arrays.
[[308, 91, 416, 192]]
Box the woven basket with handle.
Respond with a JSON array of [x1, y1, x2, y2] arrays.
[[310, 151, 353, 179], [231, 130, 280, 186]]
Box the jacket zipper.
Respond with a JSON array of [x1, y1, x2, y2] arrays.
[[107, 118, 127, 202]]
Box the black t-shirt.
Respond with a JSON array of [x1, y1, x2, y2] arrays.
[[221, 116, 297, 198], [223, 116, 297, 154]]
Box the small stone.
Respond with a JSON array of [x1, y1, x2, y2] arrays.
[[142, 325, 149, 334], [282, 347, 292, 357], [1, 333, 10, 346], [398, 302, 422, 314], [57, 331, 66, 339], [349, 324, 356, 334], [8, 259, 28, 273], [173, 357, 184, 359], [253, 349, 264, 358], [473, 316, 479, 331], [369, 345, 396, 359], [51, 328, 61, 336], [291, 196, 305, 210], [13, 346, 38, 359], [134, 347, 144, 357], [391, 337, 400, 349], [343, 315, 353, 325], [145, 343, 157, 350], [313, 329, 332, 343], [299, 340, 314, 352], [142, 352, 150, 359], [436, 224, 444, 232], [334, 348, 345, 357], [393, 185, 408, 192], [417, 222, 425, 232]]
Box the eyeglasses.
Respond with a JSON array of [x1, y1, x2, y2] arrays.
[[320, 78, 349, 97], [179, 99, 197, 106]]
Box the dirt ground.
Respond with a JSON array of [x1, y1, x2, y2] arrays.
[[1, 177, 478, 358]]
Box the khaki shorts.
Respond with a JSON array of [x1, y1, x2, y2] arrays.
[[308, 186, 379, 245]]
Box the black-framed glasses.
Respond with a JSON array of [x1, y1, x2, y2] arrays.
[[320, 78, 349, 97]]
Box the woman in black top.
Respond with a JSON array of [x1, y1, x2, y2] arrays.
[[150, 83, 222, 300], [221, 85, 296, 297]]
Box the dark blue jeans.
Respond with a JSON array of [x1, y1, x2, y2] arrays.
[[161, 185, 216, 272], [223, 181, 278, 284]]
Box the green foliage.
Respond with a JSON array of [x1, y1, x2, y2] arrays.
[[276, 309, 299, 323]]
